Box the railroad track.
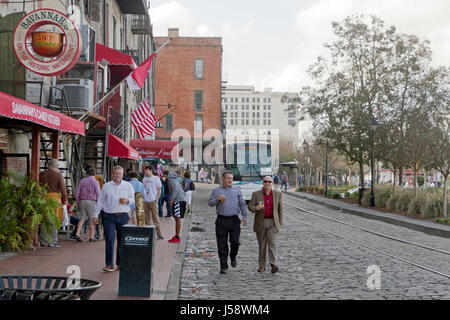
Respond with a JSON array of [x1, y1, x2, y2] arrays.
[[282, 196, 450, 280]]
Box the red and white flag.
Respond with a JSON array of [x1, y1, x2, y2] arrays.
[[131, 97, 157, 139], [126, 53, 157, 91]]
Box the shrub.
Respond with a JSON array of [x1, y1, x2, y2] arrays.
[[374, 186, 392, 208], [424, 194, 443, 218], [387, 194, 400, 211], [344, 191, 350, 198], [396, 191, 414, 212], [361, 190, 371, 207], [317, 186, 325, 195], [297, 186, 304, 192], [408, 192, 427, 216]]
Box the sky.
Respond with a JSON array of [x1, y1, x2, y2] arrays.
[[149, 0, 450, 92]]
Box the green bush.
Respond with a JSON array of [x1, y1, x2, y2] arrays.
[[408, 192, 427, 216], [424, 194, 443, 218], [396, 191, 413, 212], [387, 194, 400, 211], [374, 186, 392, 208], [297, 186, 304, 192], [361, 190, 371, 207]]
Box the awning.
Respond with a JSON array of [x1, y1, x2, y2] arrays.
[[108, 133, 139, 160], [130, 139, 178, 160], [95, 43, 136, 85], [0, 91, 85, 135]]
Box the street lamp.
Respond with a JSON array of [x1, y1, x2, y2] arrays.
[[303, 140, 308, 188], [324, 138, 329, 197], [369, 116, 378, 207]]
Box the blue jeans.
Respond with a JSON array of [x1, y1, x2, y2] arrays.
[[158, 195, 164, 217], [281, 182, 288, 191], [162, 194, 172, 217], [103, 213, 129, 267]]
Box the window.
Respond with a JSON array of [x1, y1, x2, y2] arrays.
[[241, 97, 245, 102], [263, 105, 266, 110], [195, 115, 203, 132], [194, 90, 203, 110], [268, 98, 271, 103], [242, 112, 245, 117], [165, 115, 173, 132], [246, 112, 249, 117], [268, 112, 271, 118], [194, 58, 204, 79], [257, 119, 260, 125], [246, 119, 249, 125], [231, 119, 234, 125], [268, 105, 271, 110], [252, 112, 255, 117], [263, 112, 266, 118], [224, 105, 227, 110], [241, 119, 244, 125], [257, 97, 260, 103], [263, 119, 266, 125], [288, 119, 296, 126], [268, 119, 271, 125], [222, 98, 227, 103], [252, 119, 255, 125], [235, 112, 238, 117], [263, 98, 267, 103], [252, 97, 255, 102]]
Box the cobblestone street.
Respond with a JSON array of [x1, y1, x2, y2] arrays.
[[179, 185, 450, 300]]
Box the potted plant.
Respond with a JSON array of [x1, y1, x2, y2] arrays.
[[0, 172, 61, 251]]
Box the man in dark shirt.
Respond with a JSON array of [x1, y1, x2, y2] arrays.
[[208, 170, 247, 274], [39, 158, 67, 247]]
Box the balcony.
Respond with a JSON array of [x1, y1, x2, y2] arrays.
[[117, 0, 148, 15], [130, 15, 152, 35]]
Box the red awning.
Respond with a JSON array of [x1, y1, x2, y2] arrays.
[[95, 43, 136, 86], [108, 133, 139, 160], [0, 91, 85, 135], [130, 139, 178, 160]]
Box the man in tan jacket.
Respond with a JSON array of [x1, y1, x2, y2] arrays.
[[248, 176, 283, 273]]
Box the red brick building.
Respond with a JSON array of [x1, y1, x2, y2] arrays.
[[153, 28, 223, 141]]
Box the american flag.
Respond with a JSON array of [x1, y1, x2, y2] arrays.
[[131, 97, 157, 140]]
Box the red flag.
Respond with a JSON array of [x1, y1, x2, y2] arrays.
[[126, 53, 157, 91], [131, 97, 157, 139]]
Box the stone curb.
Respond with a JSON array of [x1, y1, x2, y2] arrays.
[[164, 204, 193, 300], [285, 191, 450, 238]]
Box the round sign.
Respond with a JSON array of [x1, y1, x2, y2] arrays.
[[13, 9, 82, 76]]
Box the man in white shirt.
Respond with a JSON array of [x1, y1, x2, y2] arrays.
[[94, 166, 135, 272], [142, 165, 164, 239]]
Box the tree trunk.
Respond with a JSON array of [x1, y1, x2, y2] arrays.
[[413, 168, 418, 200], [443, 175, 448, 218], [399, 167, 403, 186], [393, 168, 397, 195], [359, 161, 365, 189]]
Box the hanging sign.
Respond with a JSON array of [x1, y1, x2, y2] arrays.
[[13, 9, 82, 76]]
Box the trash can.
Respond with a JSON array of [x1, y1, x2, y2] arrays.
[[118, 225, 155, 297], [358, 187, 366, 206], [0, 276, 101, 300], [0, 288, 80, 300]]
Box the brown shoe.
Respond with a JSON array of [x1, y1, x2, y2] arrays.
[[270, 264, 279, 274], [257, 267, 266, 272]]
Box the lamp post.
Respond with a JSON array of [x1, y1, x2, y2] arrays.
[[369, 116, 378, 207], [325, 138, 329, 197], [303, 140, 308, 188]]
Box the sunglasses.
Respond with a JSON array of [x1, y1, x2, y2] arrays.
[[263, 181, 272, 183]]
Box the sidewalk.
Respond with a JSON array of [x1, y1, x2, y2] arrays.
[[285, 188, 450, 238], [0, 211, 192, 300]]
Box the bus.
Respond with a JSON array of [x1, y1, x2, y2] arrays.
[[224, 141, 272, 202]]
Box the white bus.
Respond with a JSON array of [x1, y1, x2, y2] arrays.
[[225, 141, 272, 202]]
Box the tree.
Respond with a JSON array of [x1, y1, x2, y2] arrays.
[[300, 15, 397, 193]]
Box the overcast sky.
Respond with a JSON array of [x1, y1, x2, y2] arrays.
[[149, 0, 450, 92]]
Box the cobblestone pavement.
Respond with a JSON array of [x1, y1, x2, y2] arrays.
[[179, 185, 450, 300]]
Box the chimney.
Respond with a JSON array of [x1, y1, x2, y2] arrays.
[[168, 28, 179, 38]]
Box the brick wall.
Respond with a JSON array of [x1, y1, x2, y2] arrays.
[[153, 35, 222, 139]]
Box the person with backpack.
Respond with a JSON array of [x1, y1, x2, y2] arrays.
[[162, 171, 173, 217], [273, 173, 280, 190], [281, 172, 289, 192]]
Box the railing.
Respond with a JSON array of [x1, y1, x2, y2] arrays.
[[130, 14, 152, 35]]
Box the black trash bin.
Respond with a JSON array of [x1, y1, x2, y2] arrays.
[[118, 225, 155, 297], [358, 187, 366, 206], [0, 275, 101, 300], [0, 288, 80, 300]]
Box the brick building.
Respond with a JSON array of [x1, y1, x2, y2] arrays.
[[153, 28, 222, 168]]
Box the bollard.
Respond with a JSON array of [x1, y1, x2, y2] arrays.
[[118, 225, 155, 297]]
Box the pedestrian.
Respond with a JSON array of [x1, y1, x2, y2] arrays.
[[199, 168, 205, 183], [273, 172, 280, 190], [248, 176, 283, 273], [297, 175, 302, 188], [124, 168, 133, 181], [142, 166, 164, 239], [183, 171, 193, 215], [211, 168, 216, 184], [167, 171, 186, 243], [128, 171, 146, 226], [281, 172, 289, 192], [208, 170, 247, 274], [94, 166, 135, 272], [158, 175, 165, 218], [39, 158, 68, 247], [162, 170, 173, 217], [85, 164, 104, 240], [73, 167, 101, 242]]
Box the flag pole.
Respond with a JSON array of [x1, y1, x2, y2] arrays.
[[155, 39, 170, 54]]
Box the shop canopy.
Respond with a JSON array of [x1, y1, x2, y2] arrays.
[[108, 133, 139, 161], [95, 43, 136, 86], [130, 139, 178, 160], [0, 91, 85, 135]]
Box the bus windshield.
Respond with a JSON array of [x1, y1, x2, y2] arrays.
[[225, 142, 272, 181]]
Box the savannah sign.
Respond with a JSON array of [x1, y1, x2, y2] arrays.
[[13, 9, 82, 76]]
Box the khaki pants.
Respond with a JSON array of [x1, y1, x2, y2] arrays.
[[256, 218, 278, 269], [144, 201, 162, 236]]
